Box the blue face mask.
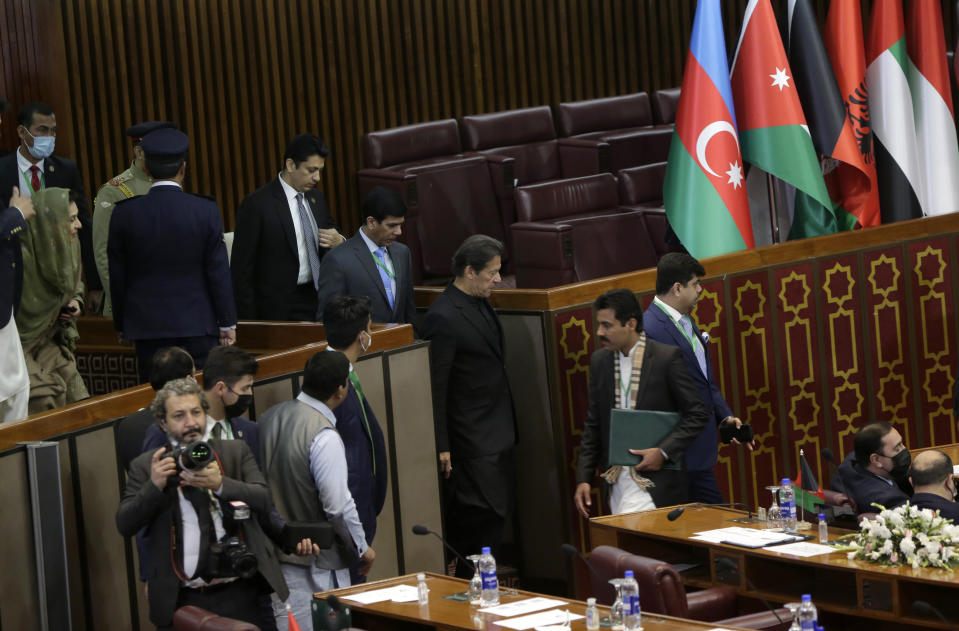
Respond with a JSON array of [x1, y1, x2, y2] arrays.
[[26, 131, 55, 159]]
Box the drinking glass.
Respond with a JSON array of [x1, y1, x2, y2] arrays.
[[784, 602, 801, 631], [606, 578, 625, 631], [466, 554, 482, 605], [765, 485, 782, 530]]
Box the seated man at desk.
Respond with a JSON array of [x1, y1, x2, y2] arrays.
[[831, 421, 913, 514], [909, 450, 959, 523]]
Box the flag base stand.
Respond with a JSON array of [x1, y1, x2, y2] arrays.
[[795, 519, 813, 531]]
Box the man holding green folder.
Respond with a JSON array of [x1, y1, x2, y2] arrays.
[[574, 289, 709, 516]]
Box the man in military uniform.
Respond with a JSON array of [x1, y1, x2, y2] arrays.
[[93, 121, 174, 316]]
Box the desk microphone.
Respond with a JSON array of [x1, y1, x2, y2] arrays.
[[913, 600, 950, 624], [412, 524, 475, 572], [715, 557, 783, 624], [667, 502, 751, 521]]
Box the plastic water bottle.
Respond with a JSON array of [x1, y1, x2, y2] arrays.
[[818, 513, 828, 544], [478, 546, 499, 606], [585, 597, 600, 631], [798, 594, 817, 630], [417, 572, 429, 606], [621, 570, 641, 631], [780, 478, 797, 531]]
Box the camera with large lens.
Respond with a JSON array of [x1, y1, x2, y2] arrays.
[[208, 536, 258, 579], [169, 440, 214, 471]]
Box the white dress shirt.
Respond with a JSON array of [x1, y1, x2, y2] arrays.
[[16, 150, 44, 198]]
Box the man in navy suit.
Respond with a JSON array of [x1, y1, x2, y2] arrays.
[[322, 296, 388, 583], [643, 253, 753, 504], [0, 185, 33, 422], [108, 128, 237, 382], [316, 187, 416, 326], [231, 133, 344, 321], [909, 450, 959, 524], [832, 421, 913, 514]]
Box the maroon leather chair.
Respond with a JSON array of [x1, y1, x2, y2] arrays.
[[357, 119, 512, 282], [617, 162, 681, 258], [511, 174, 658, 288], [587, 546, 791, 630], [172, 606, 260, 631], [651, 87, 682, 125], [557, 93, 673, 172]]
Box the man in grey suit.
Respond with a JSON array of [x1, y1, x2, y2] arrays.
[[316, 187, 415, 325]]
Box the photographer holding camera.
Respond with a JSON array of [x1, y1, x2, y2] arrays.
[[116, 378, 294, 631]]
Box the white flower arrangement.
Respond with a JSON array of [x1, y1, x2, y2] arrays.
[[838, 503, 959, 569]]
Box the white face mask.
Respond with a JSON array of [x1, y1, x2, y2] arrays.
[[25, 130, 55, 159], [360, 330, 372, 352]]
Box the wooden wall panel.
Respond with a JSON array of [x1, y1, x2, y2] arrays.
[[1, 1, 956, 234]]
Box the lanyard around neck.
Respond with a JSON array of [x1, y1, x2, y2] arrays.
[[21, 167, 44, 195], [371, 249, 396, 279], [654, 300, 700, 351]]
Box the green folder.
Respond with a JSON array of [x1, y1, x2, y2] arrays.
[[608, 409, 682, 470]]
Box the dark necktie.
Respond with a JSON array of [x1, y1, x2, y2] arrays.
[[296, 193, 321, 289], [182, 486, 216, 579]]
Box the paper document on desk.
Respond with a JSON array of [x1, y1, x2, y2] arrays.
[[341, 584, 419, 604], [765, 541, 835, 557], [479, 597, 567, 616], [494, 609, 584, 630], [691, 526, 801, 547]]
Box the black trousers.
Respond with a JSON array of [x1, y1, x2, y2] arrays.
[[134, 335, 218, 383], [156, 577, 267, 631], [289, 282, 319, 321]]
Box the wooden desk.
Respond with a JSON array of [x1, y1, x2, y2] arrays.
[[320, 572, 753, 630], [590, 506, 959, 630]]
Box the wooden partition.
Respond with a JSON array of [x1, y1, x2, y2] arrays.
[[413, 213, 959, 590], [0, 324, 444, 631]]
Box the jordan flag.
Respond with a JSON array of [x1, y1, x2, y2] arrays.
[[867, 0, 924, 222], [731, 0, 838, 239], [823, 0, 881, 228], [906, 1, 959, 215], [787, 0, 866, 232], [663, 0, 753, 259]]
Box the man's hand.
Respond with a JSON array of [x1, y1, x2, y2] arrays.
[[180, 461, 223, 491], [9, 186, 35, 221], [294, 538, 321, 556], [58, 299, 81, 321], [85, 290, 104, 315], [629, 447, 665, 472], [357, 547, 375, 575], [317, 228, 344, 249], [722, 416, 757, 451], [439, 451, 452, 479], [574, 482, 593, 518], [149, 448, 177, 491], [219, 328, 236, 346]]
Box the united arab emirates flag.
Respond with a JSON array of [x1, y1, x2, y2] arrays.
[[866, 0, 924, 222], [731, 0, 839, 240], [793, 450, 826, 514], [823, 0, 881, 228], [663, 0, 753, 259], [906, 0, 959, 216], [787, 0, 865, 232]]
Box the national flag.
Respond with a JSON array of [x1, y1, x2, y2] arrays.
[[793, 449, 825, 514], [731, 0, 839, 240], [906, 0, 959, 215], [866, 0, 924, 222], [287, 604, 303, 631], [787, 0, 867, 232], [663, 0, 753, 259], [823, 0, 882, 228]]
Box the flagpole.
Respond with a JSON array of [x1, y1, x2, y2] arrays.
[[766, 172, 781, 243], [799, 448, 806, 526]]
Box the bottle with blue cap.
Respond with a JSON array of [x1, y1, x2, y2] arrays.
[[621, 569, 641, 630], [478, 546, 499, 606], [798, 594, 817, 630], [780, 478, 797, 531]]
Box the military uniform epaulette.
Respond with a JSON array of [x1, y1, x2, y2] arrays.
[[108, 171, 134, 187]]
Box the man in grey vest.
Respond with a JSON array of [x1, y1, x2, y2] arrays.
[[259, 350, 375, 631]]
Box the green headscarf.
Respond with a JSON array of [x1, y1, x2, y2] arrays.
[[16, 187, 84, 345]]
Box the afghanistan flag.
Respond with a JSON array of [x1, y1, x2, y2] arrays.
[[663, 0, 753, 259], [731, 0, 839, 240], [823, 0, 881, 228], [867, 0, 924, 222], [787, 0, 866, 232], [906, 0, 959, 216], [793, 450, 826, 514]]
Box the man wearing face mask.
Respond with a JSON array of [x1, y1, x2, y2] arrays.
[[909, 450, 959, 524], [323, 296, 388, 584], [142, 345, 260, 465], [0, 102, 102, 310], [832, 421, 913, 514]]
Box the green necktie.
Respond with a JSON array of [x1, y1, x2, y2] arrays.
[[348, 370, 376, 476], [211, 422, 224, 440]]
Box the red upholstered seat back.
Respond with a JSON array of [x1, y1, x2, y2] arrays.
[[514, 174, 619, 223], [363, 119, 462, 168], [172, 606, 261, 631], [651, 87, 681, 125], [461, 106, 562, 184], [557, 92, 654, 137]]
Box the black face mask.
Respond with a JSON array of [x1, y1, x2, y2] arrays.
[[888, 449, 911, 479], [224, 393, 253, 418]]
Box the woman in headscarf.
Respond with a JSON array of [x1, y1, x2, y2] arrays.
[[16, 187, 89, 414]]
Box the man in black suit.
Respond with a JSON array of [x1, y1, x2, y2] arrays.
[[574, 289, 709, 517], [231, 133, 344, 321], [831, 421, 913, 514], [0, 185, 33, 422], [0, 102, 101, 310], [108, 128, 237, 382], [116, 378, 289, 631], [316, 187, 415, 325], [422, 235, 516, 577], [909, 450, 959, 524]]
